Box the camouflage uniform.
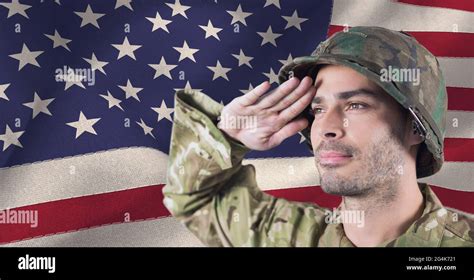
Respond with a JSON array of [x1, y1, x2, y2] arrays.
[[163, 26, 474, 247]]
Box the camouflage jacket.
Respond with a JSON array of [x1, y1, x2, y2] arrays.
[[163, 89, 474, 247]]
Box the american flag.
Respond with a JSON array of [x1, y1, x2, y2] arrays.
[[0, 0, 472, 246]]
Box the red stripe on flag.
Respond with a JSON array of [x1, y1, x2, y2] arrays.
[[406, 32, 474, 57], [447, 87, 474, 111], [327, 25, 474, 57], [429, 185, 474, 214], [397, 0, 474, 13], [267, 186, 341, 208], [327, 25, 345, 36], [0, 185, 168, 244], [0, 184, 472, 244], [444, 138, 474, 162]]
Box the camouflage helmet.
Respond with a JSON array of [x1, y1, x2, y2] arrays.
[[278, 26, 447, 179]]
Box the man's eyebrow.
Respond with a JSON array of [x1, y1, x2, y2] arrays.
[[312, 89, 380, 104]]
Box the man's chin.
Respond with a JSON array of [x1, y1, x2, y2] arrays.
[[319, 172, 346, 195], [318, 169, 367, 197], [320, 184, 347, 196], [320, 183, 367, 197]]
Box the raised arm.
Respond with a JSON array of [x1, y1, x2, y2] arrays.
[[163, 77, 326, 246]]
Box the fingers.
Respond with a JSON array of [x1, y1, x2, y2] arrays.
[[268, 118, 309, 147], [239, 81, 271, 106], [278, 85, 316, 124], [255, 77, 300, 109], [271, 76, 313, 112]]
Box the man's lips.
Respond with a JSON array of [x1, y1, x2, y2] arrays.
[[318, 151, 352, 166], [319, 151, 352, 158]]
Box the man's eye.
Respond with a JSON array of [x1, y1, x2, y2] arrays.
[[311, 107, 324, 115], [311, 103, 368, 115], [348, 103, 367, 110]]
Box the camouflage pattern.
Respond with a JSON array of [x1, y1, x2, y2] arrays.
[[278, 26, 448, 178], [162, 89, 474, 247]]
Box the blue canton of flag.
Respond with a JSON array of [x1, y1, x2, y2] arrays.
[[0, 0, 332, 167]]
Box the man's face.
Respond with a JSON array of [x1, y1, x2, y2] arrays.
[[310, 65, 408, 198]]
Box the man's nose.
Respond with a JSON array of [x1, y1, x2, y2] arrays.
[[316, 108, 345, 140]]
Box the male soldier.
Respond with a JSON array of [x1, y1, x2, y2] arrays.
[[163, 26, 474, 247]]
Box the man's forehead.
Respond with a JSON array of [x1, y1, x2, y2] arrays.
[[312, 88, 384, 104]]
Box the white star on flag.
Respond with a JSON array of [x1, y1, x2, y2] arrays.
[[299, 135, 306, 144], [66, 111, 101, 139], [207, 61, 231, 81], [22, 92, 55, 119], [226, 4, 252, 26], [112, 36, 142, 60], [118, 79, 143, 102], [166, 0, 190, 19], [173, 41, 199, 62], [83, 53, 109, 75], [0, 124, 25, 151], [115, 0, 133, 11], [264, 0, 281, 9], [146, 11, 172, 33], [282, 10, 308, 31], [56, 68, 86, 90], [263, 68, 279, 84], [279, 53, 294, 66], [148, 57, 177, 79], [0, 83, 11, 101], [44, 30, 72, 51], [136, 119, 155, 139], [0, 0, 31, 19], [232, 49, 254, 68], [0, 125, 24, 151], [173, 81, 204, 95], [100, 91, 124, 111], [74, 4, 105, 29], [257, 26, 282, 47], [199, 20, 223, 40], [152, 100, 174, 122], [9, 43, 43, 71]]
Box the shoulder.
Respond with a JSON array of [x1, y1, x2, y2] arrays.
[[442, 207, 474, 246]]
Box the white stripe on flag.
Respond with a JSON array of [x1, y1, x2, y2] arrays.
[[446, 110, 474, 139], [331, 0, 474, 33], [438, 57, 474, 88], [0, 217, 203, 247], [1, 147, 473, 210], [0, 147, 168, 210], [419, 163, 474, 191]]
